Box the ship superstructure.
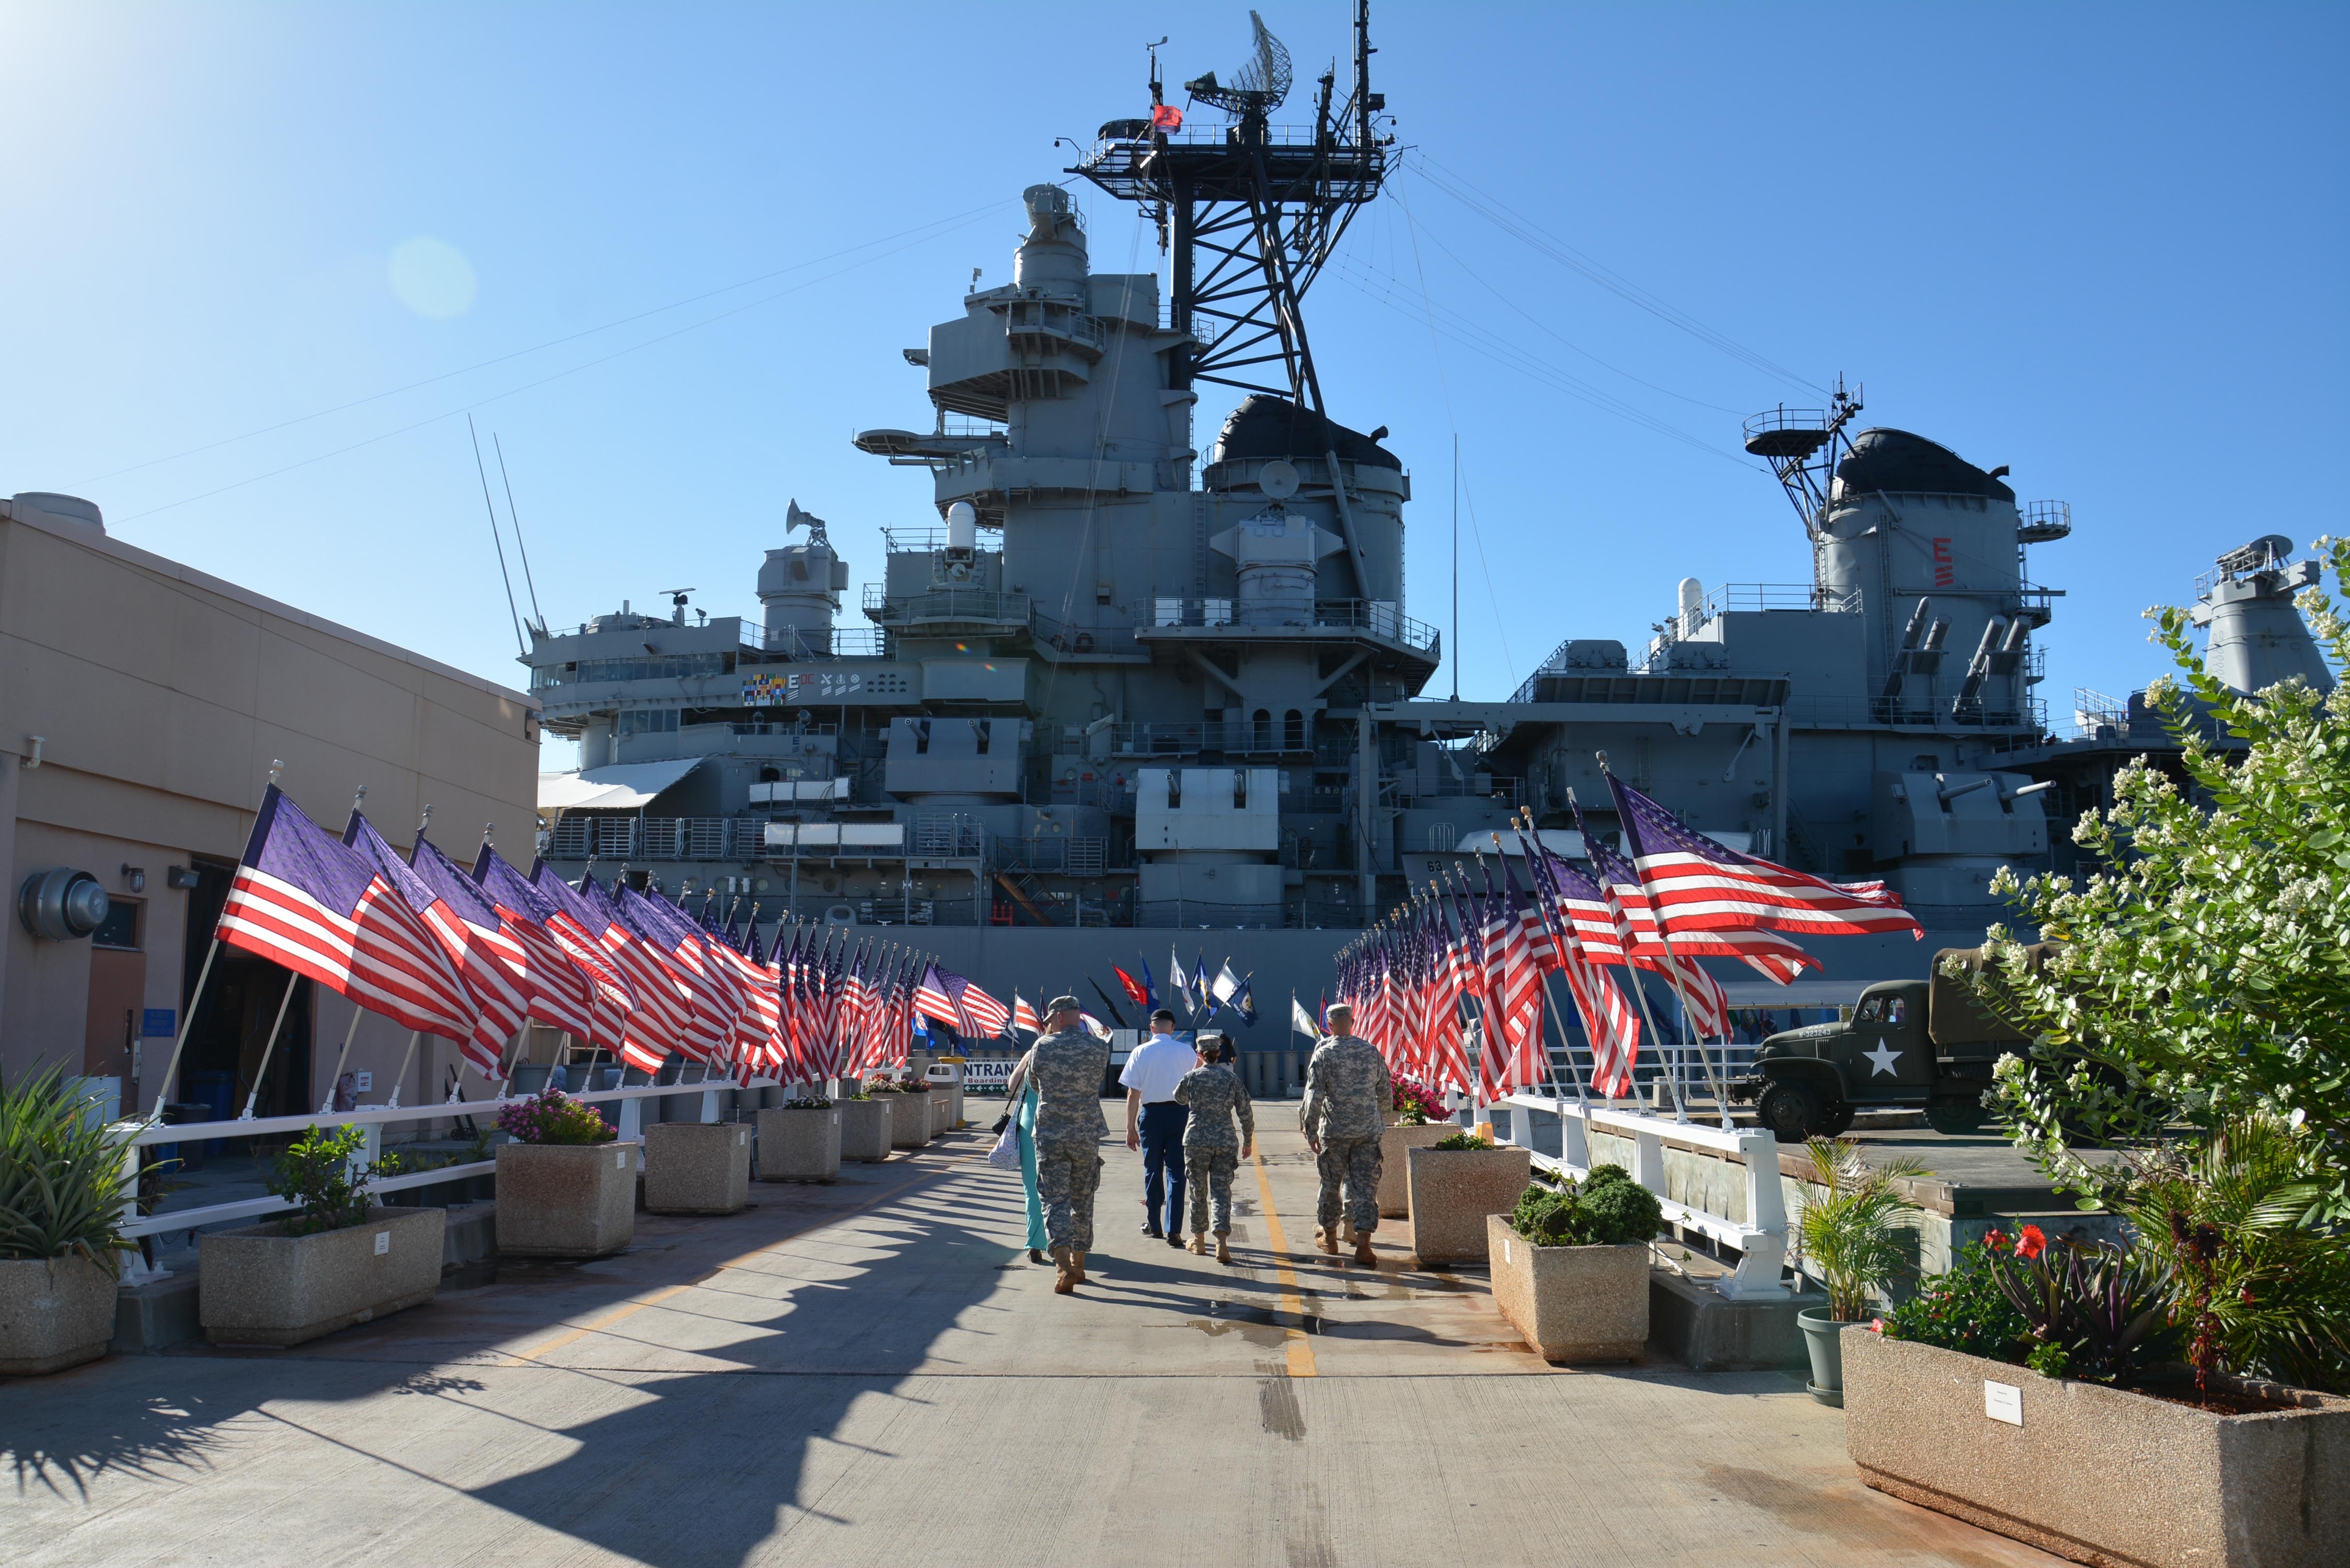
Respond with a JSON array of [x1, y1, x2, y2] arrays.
[[524, 5, 2336, 1034]]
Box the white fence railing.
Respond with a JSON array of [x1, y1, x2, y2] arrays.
[[107, 1075, 827, 1283], [1488, 1093, 1790, 1301]]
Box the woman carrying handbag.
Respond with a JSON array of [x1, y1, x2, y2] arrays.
[[990, 1054, 1050, 1263]]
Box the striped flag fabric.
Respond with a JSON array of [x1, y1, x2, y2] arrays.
[[471, 845, 610, 1046], [1010, 991, 1043, 1037], [1519, 828, 1642, 1098], [215, 786, 480, 1045], [617, 885, 728, 1062], [1607, 774, 1923, 939], [344, 816, 524, 1076], [566, 872, 692, 1074]]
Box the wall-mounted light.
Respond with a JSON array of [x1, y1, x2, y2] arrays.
[[121, 864, 147, 894], [165, 866, 202, 891]]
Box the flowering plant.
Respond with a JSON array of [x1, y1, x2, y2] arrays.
[[784, 1096, 833, 1110], [1977, 1225, 2179, 1383], [1431, 1128, 1492, 1151], [1879, 1240, 2034, 1361], [1392, 1079, 1446, 1126], [497, 1088, 615, 1146]]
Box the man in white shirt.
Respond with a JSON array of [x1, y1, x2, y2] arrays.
[[1121, 1008, 1194, 1246]]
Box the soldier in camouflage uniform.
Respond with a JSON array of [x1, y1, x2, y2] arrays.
[[1299, 1002, 1393, 1267], [1171, 1031, 1253, 1264], [1017, 996, 1111, 1293]]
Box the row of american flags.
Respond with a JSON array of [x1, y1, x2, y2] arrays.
[[210, 783, 1018, 1090], [1332, 772, 1920, 1106]]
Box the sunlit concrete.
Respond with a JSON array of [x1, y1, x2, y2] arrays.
[[2, 1125, 2058, 1566]]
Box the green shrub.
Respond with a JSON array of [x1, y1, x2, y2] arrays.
[[1881, 1241, 2034, 1360], [1431, 1129, 1491, 1151], [267, 1125, 401, 1237], [0, 1067, 137, 1270], [1507, 1165, 1663, 1248]]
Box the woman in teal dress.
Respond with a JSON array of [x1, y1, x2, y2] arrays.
[[1000, 1054, 1049, 1263]]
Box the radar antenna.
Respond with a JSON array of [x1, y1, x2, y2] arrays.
[[1073, 0, 1390, 413], [785, 498, 831, 548], [1743, 374, 1863, 540], [1184, 11, 1293, 116]]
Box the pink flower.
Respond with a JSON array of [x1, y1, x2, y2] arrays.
[[1985, 1229, 2009, 1252], [1869, 1318, 1885, 1334]]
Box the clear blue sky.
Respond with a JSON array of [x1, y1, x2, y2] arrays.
[[5, 2, 2343, 767]]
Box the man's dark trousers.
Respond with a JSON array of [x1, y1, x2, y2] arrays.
[[1139, 1100, 1190, 1234]]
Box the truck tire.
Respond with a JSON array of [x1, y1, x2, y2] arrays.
[[1817, 1101, 1856, 1137], [1757, 1080, 1822, 1144], [1925, 1104, 1987, 1135]]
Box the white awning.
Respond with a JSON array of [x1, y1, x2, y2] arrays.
[[1459, 828, 1586, 857], [1713, 976, 1875, 1007], [538, 757, 705, 812]]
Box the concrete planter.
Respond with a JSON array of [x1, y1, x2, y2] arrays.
[[929, 1087, 953, 1136], [1403, 1145, 1530, 1266], [757, 1106, 841, 1182], [1484, 1216, 1648, 1363], [0, 1254, 119, 1375], [642, 1121, 752, 1215], [199, 1205, 444, 1348], [1377, 1123, 1456, 1216], [494, 1140, 638, 1258], [886, 1092, 931, 1149], [839, 1099, 892, 1162], [1844, 1330, 2350, 1567]]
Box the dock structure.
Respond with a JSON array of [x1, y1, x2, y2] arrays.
[[7, 1123, 2061, 1567]]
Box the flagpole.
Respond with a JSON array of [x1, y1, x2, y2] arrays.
[[1538, 971, 1592, 1112], [152, 937, 220, 1119], [383, 1030, 423, 1108], [1566, 788, 1687, 1124], [239, 971, 301, 1120], [314, 1003, 367, 1117]]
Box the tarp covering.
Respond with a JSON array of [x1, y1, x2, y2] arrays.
[[537, 757, 705, 813]]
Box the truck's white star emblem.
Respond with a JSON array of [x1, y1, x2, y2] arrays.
[[1864, 1042, 1903, 1078]]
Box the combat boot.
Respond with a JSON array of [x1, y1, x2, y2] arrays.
[[1353, 1230, 1376, 1268], [1215, 1235, 1233, 1265], [1317, 1224, 1340, 1255], [1070, 1251, 1089, 1285], [1051, 1247, 1077, 1294], [1186, 1232, 1207, 1255]]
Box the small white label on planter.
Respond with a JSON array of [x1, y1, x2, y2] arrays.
[[738, 1129, 747, 1146], [1984, 1380, 2023, 1426], [617, 1148, 628, 1169], [1503, 1237, 1513, 1263], [373, 1231, 389, 1255]]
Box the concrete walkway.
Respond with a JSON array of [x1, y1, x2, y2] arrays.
[[3, 1125, 2057, 1567]]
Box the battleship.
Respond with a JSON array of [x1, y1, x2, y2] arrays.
[[526, 3, 2333, 1077]]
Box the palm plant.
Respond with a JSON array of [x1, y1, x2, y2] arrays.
[[0, 1067, 139, 1271], [1795, 1137, 1930, 1322]]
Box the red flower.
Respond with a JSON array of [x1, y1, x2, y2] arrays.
[[2017, 1224, 2048, 1261], [1985, 1229, 2009, 1252], [2240, 1286, 2256, 1306]]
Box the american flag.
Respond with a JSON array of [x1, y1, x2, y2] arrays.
[[563, 872, 690, 1074], [1552, 826, 1821, 984], [1519, 829, 1642, 1098], [348, 817, 525, 1076], [1583, 835, 1736, 1040], [915, 963, 1011, 1036], [215, 786, 479, 1044], [616, 886, 728, 1063], [1608, 774, 1923, 939], [471, 844, 611, 1047]]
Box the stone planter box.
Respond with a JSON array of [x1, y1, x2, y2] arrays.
[[642, 1121, 751, 1215], [495, 1140, 638, 1258], [0, 1255, 119, 1375], [1403, 1144, 1530, 1266], [929, 1086, 955, 1136], [1377, 1123, 1457, 1216], [757, 1106, 841, 1182], [199, 1205, 444, 1348], [1845, 1330, 2350, 1567], [1484, 1216, 1647, 1363], [840, 1099, 893, 1161], [886, 1091, 931, 1149]]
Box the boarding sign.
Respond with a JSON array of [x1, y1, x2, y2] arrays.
[[962, 1059, 1019, 1094]]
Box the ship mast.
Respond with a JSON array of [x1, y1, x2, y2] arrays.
[[1072, 2, 1390, 414]]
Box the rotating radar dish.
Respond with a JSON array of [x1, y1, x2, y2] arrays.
[[1258, 459, 1300, 500]]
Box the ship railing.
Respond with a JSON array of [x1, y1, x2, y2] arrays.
[[101, 1073, 821, 1277], [1780, 695, 2049, 732], [736, 624, 888, 660], [1141, 597, 1440, 653], [992, 836, 1109, 877], [1004, 300, 1107, 354], [1396, 774, 1524, 806], [1483, 1091, 1791, 1301], [862, 585, 1032, 627]]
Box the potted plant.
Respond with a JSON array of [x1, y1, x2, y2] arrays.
[[199, 1124, 444, 1347], [1403, 1128, 1530, 1267], [642, 1115, 751, 1216], [1792, 1136, 1928, 1405], [838, 1083, 892, 1163], [494, 1088, 636, 1259], [1488, 1165, 1664, 1363], [1, 1068, 137, 1375], [871, 1074, 930, 1150], [758, 1094, 841, 1183], [1377, 1079, 1455, 1217]]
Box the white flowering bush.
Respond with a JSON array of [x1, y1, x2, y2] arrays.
[[1972, 536, 2349, 1218]]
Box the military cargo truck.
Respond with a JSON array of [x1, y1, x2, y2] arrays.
[[1729, 946, 2050, 1142]]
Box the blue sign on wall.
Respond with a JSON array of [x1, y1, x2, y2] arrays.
[[141, 1008, 175, 1037]]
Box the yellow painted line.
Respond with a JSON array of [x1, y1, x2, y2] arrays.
[[1248, 1151, 1318, 1379]]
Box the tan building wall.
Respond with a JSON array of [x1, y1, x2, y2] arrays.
[[0, 495, 538, 1122]]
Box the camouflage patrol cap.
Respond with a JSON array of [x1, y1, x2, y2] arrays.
[[1046, 995, 1082, 1015]]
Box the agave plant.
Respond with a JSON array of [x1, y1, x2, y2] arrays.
[[1794, 1138, 1930, 1322], [1981, 1226, 2179, 1383], [0, 1067, 139, 1271]]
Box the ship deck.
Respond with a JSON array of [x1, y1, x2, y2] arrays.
[[6, 1125, 2058, 1567]]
